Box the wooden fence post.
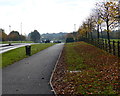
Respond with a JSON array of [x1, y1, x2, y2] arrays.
[[118, 41, 120, 57], [102, 39, 105, 50], [105, 40, 108, 52], [113, 41, 116, 55], [109, 41, 112, 53]]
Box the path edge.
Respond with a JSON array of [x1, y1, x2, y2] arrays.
[[49, 45, 64, 95]]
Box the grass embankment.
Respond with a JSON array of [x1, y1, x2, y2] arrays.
[[1, 43, 55, 68], [52, 42, 119, 95]]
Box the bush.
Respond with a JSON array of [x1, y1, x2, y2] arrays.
[[66, 38, 74, 43]]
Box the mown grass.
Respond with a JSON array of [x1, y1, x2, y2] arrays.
[[0, 54, 2, 67], [1, 43, 55, 68], [63, 42, 119, 94], [65, 43, 86, 71]]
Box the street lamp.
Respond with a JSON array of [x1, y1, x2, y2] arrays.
[[9, 25, 11, 45], [74, 24, 76, 32], [9, 25, 11, 33]]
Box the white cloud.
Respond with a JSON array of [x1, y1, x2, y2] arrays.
[[0, 0, 99, 35]]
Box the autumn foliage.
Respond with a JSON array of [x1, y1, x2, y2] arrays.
[[77, 0, 119, 43], [0, 29, 26, 41], [0, 29, 7, 41], [51, 42, 119, 95]]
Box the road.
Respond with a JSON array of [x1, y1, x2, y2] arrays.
[[0, 43, 36, 54], [2, 43, 64, 95]]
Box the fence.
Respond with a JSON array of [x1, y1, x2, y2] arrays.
[[83, 38, 120, 57]]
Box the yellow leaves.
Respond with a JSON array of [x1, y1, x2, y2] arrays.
[[106, 2, 111, 5], [98, 19, 103, 24], [78, 22, 91, 37]]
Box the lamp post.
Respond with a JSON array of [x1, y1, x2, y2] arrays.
[[73, 24, 78, 41], [74, 24, 76, 32], [8, 25, 11, 45], [9, 25, 11, 33]]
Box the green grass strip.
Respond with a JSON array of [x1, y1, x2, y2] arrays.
[[1, 43, 55, 68], [65, 43, 87, 71], [64, 42, 118, 94]]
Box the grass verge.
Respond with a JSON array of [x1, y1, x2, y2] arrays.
[[65, 43, 86, 71], [1, 43, 55, 68], [51, 42, 119, 95]]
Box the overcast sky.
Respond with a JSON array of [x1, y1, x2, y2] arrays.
[[0, 0, 100, 35]]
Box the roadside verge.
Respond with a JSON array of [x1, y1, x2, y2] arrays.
[[49, 42, 119, 95], [1, 43, 55, 68]]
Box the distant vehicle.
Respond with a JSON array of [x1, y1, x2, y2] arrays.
[[41, 39, 51, 43], [50, 41, 54, 43], [45, 40, 50, 43], [53, 41, 61, 43]]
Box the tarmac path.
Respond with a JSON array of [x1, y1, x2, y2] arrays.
[[2, 43, 64, 95]]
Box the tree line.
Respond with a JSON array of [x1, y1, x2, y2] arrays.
[[66, 0, 120, 44], [40, 32, 67, 42], [0, 28, 66, 43], [0, 29, 26, 41], [0, 29, 41, 43]]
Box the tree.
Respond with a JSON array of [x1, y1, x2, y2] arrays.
[[0, 29, 8, 41], [8, 31, 20, 41], [78, 22, 88, 40], [96, 1, 119, 52], [78, 16, 96, 41], [30, 30, 41, 43], [20, 35, 26, 41], [86, 16, 96, 40], [92, 8, 104, 40], [66, 33, 74, 43], [72, 32, 79, 42]]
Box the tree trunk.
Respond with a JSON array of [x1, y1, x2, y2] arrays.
[[97, 25, 100, 39], [106, 19, 111, 53], [97, 24, 100, 44], [100, 25, 103, 40], [86, 31, 87, 38], [90, 32, 93, 40]]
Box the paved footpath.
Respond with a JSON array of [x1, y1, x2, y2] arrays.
[[2, 43, 64, 95]]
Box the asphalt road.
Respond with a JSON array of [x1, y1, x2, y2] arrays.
[[2, 43, 64, 95], [0, 43, 36, 54]]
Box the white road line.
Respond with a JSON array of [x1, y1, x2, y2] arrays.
[[0, 43, 35, 54]]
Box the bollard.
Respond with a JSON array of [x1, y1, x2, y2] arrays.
[[9, 42, 11, 46], [25, 45, 31, 56]]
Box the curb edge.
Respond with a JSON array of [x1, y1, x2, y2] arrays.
[[49, 44, 64, 95]]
